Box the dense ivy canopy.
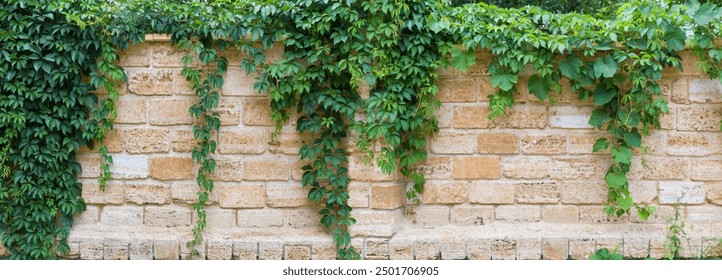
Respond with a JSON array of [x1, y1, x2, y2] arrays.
[[1, 0, 721, 259]]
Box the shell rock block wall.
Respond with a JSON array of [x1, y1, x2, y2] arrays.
[[20, 40, 722, 260]]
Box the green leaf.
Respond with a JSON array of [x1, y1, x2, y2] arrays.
[[618, 194, 633, 211], [623, 128, 642, 148], [490, 73, 518, 91], [593, 56, 619, 79], [611, 147, 633, 164], [593, 83, 617, 105], [694, 3, 717, 25], [451, 48, 476, 72], [605, 171, 628, 188], [592, 138, 610, 152], [589, 109, 612, 128], [527, 74, 550, 101], [559, 55, 582, 79]]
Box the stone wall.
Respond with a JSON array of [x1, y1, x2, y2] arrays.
[[21, 38, 722, 260]]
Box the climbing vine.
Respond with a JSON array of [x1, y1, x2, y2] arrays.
[[1, 0, 722, 259]]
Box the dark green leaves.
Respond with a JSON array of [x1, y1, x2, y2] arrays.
[[589, 109, 612, 128], [490, 73, 518, 91], [559, 55, 582, 80], [593, 138, 610, 152], [593, 56, 619, 79], [527, 74, 552, 101], [593, 83, 617, 105]]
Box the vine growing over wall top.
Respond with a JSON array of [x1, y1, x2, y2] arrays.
[[1, 0, 721, 259]]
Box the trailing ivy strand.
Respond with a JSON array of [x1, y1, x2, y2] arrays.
[[1, 0, 722, 259]]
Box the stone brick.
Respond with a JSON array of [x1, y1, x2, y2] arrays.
[[144, 205, 192, 227], [171, 69, 194, 95], [706, 183, 722, 205], [543, 238, 568, 260], [659, 107, 677, 130], [689, 78, 722, 103], [114, 98, 147, 124], [492, 239, 517, 260], [703, 237, 722, 258], [568, 134, 608, 154], [127, 69, 174, 95], [389, 239, 414, 260], [118, 44, 150, 67], [151, 43, 192, 67], [666, 133, 714, 156], [351, 209, 399, 237], [687, 206, 722, 223], [269, 130, 313, 155], [221, 69, 259, 96], [630, 205, 678, 224], [180, 239, 205, 260], [311, 241, 337, 260], [561, 181, 607, 204], [104, 239, 129, 260], [284, 245, 311, 260], [642, 157, 689, 180], [579, 206, 627, 223], [287, 209, 323, 229], [413, 156, 452, 179], [550, 157, 597, 179], [659, 182, 705, 204], [75, 205, 100, 224], [219, 129, 268, 154], [467, 238, 492, 260], [364, 239, 389, 260], [469, 182, 514, 204], [623, 237, 649, 259], [630, 181, 658, 204], [211, 158, 243, 181], [122, 128, 169, 154], [171, 183, 218, 205], [437, 78, 476, 102], [266, 182, 309, 208], [515, 181, 559, 204], [237, 209, 284, 227], [500, 106, 547, 129], [415, 241, 441, 260], [452, 105, 495, 128], [501, 157, 550, 179], [671, 78, 689, 104], [521, 135, 566, 154], [679, 237, 704, 259], [194, 207, 236, 227], [233, 241, 258, 260], [414, 206, 449, 227], [124, 183, 171, 204], [549, 106, 594, 129], [370, 183, 405, 209], [218, 184, 265, 208], [259, 241, 283, 260], [148, 98, 195, 125], [517, 238, 542, 260], [207, 240, 233, 260], [129, 240, 153, 260], [78, 154, 101, 178], [677, 106, 722, 131], [101, 206, 143, 226], [452, 156, 501, 179], [421, 181, 468, 204], [153, 239, 179, 260], [111, 155, 150, 179], [542, 205, 578, 223], [243, 157, 289, 181], [477, 133, 519, 154], [430, 131, 477, 154], [79, 239, 104, 260], [436, 66, 457, 78], [82, 182, 124, 204], [347, 155, 400, 182], [171, 130, 196, 152], [450, 205, 493, 225], [149, 156, 194, 180], [596, 237, 624, 253], [440, 240, 466, 260], [649, 238, 667, 259], [496, 205, 540, 222], [569, 238, 595, 260], [464, 52, 492, 76], [691, 159, 722, 181], [243, 98, 273, 126], [215, 100, 241, 126], [347, 182, 370, 208]]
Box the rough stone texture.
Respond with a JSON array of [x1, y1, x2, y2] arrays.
[[691, 159, 722, 181], [492, 239, 517, 260], [243, 157, 289, 181], [569, 238, 595, 260], [258, 241, 283, 260], [115, 98, 147, 124], [122, 129, 170, 154], [284, 245, 311, 260], [129, 240, 153, 260], [521, 135, 567, 154], [148, 98, 196, 125], [237, 209, 284, 227], [365, 239, 390, 260], [500, 106, 547, 129], [104, 239, 129, 260], [414, 157, 452, 179], [389, 239, 414, 260], [501, 157, 550, 179], [109, 155, 149, 179], [659, 182, 705, 204], [233, 241, 258, 260], [560, 181, 607, 204], [415, 241, 441, 260], [243, 98, 273, 126], [477, 133, 519, 154], [266, 182, 309, 208], [414, 206, 450, 227], [124, 183, 171, 204], [206, 240, 233, 260], [469, 182, 515, 204], [688, 79, 722, 103], [496, 205, 540, 223], [153, 239, 179, 260], [549, 106, 594, 129], [101, 206, 143, 226], [467, 238, 492, 260], [579, 206, 627, 223], [453, 105, 495, 128], [517, 238, 542, 260], [127, 69, 174, 96], [550, 157, 597, 179], [514, 181, 559, 204], [219, 129, 268, 154], [677, 106, 722, 131], [450, 205, 494, 225], [543, 238, 569, 260], [210, 158, 244, 181], [144, 205, 192, 227], [430, 132, 477, 154], [624, 237, 649, 259], [370, 183, 405, 209], [437, 78, 477, 102], [149, 156, 194, 180], [542, 205, 578, 223], [421, 181, 468, 204], [82, 182, 124, 205], [440, 240, 466, 260], [218, 184, 266, 208], [452, 156, 501, 179]]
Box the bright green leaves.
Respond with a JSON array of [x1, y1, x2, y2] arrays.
[[611, 147, 633, 165], [605, 172, 628, 189], [490, 73, 518, 91], [593, 56, 619, 79], [451, 48, 476, 72], [692, 2, 720, 25], [593, 138, 610, 152], [527, 74, 552, 101]]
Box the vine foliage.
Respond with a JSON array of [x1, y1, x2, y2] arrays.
[[1, 0, 722, 259]]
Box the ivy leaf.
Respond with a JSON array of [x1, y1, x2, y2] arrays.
[[618, 195, 633, 211], [559, 55, 582, 79], [693, 3, 717, 25], [605, 171, 628, 188], [490, 73, 518, 91], [664, 28, 687, 52], [589, 109, 612, 128], [611, 147, 633, 164], [451, 48, 476, 72], [623, 128, 642, 148], [527, 74, 550, 101], [593, 83, 617, 105], [592, 137, 610, 152], [428, 17, 450, 33], [593, 56, 619, 79]]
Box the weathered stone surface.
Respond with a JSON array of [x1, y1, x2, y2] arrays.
[[515, 181, 559, 204], [101, 206, 143, 226], [659, 182, 705, 204], [233, 241, 258, 260], [477, 133, 519, 154], [521, 135, 567, 154], [450, 205, 493, 226], [517, 238, 542, 260], [148, 98, 196, 125], [469, 182, 514, 204], [149, 157, 194, 180], [492, 239, 516, 260], [452, 156, 501, 179], [453, 105, 495, 128], [543, 238, 568, 260], [500, 106, 547, 129], [421, 181, 468, 204], [219, 129, 268, 154], [237, 209, 284, 227], [430, 132, 477, 154], [218, 184, 266, 208], [549, 106, 594, 129], [266, 182, 309, 208], [496, 205, 540, 223], [502, 157, 550, 179], [144, 205, 192, 227], [542, 205, 578, 223], [437, 78, 477, 102], [122, 128, 169, 154], [124, 183, 171, 204], [370, 184, 405, 209]]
